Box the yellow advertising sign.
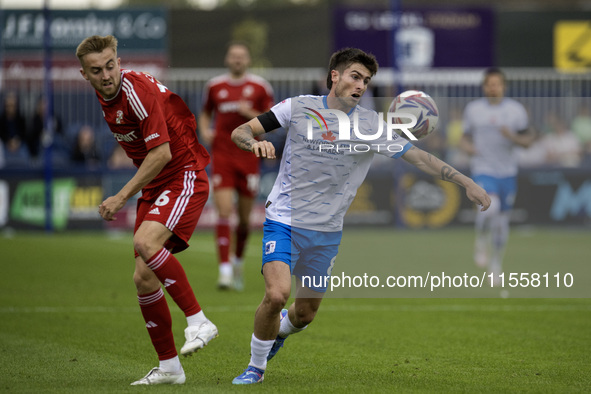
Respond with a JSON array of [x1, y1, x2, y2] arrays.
[[554, 21, 591, 71]]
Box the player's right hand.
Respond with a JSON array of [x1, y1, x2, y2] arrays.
[[466, 182, 491, 212], [251, 140, 276, 159], [200, 128, 214, 146], [99, 195, 126, 221]]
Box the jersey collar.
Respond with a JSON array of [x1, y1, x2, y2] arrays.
[[322, 95, 357, 116]]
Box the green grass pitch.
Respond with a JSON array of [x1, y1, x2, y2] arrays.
[[1, 227, 590, 393]]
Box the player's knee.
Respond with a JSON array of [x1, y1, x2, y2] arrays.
[[215, 199, 234, 217], [295, 310, 316, 326], [133, 268, 159, 293], [133, 236, 149, 259], [263, 288, 289, 313], [133, 234, 159, 261], [294, 304, 319, 326]]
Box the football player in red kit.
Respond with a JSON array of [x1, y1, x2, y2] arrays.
[[199, 42, 274, 290], [77, 35, 217, 386]]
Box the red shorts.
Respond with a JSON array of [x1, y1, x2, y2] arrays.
[[135, 170, 209, 255], [211, 152, 260, 198]]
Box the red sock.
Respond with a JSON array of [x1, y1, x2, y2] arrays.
[[235, 224, 249, 260], [216, 219, 231, 264], [145, 248, 201, 316], [138, 288, 177, 361]]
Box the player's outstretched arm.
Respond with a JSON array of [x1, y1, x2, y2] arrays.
[[231, 117, 276, 159], [99, 142, 172, 221], [402, 145, 491, 211]]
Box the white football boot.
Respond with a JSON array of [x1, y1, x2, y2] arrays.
[[130, 367, 185, 385], [180, 320, 219, 356]]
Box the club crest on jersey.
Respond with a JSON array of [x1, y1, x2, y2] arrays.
[[242, 85, 254, 97], [116, 110, 124, 124], [265, 241, 276, 255], [218, 89, 229, 99]]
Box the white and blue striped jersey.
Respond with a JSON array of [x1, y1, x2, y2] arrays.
[[462, 97, 529, 177], [265, 95, 412, 232]]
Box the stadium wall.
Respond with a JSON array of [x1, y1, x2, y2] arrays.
[[1, 69, 591, 231]]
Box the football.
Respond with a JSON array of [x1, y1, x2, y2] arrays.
[[388, 90, 439, 140]]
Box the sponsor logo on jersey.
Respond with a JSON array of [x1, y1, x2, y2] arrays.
[[145, 133, 160, 143], [219, 101, 247, 113], [113, 130, 138, 142]]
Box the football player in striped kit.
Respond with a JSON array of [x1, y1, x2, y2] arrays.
[[77, 35, 218, 386]]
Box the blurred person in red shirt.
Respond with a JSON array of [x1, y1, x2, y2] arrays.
[[199, 42, 274, 290]]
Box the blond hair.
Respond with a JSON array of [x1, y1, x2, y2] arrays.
[[76, 35, 118, 62]]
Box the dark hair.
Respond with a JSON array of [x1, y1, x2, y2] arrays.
[[483, 67, 506, 84], [326, 48, 379, 89]]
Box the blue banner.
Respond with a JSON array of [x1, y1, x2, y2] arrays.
[[1, 9, 167, 53]]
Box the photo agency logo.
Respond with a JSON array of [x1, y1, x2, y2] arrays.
[[304, 107, 419, 154]]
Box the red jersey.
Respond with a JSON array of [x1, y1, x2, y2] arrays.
[[202, 73, 274, 156], [98, 69, 210, 189]]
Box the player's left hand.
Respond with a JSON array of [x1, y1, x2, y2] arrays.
[[466, 182, 491, 212]]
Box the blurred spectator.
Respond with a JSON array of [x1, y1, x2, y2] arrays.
[[27, 96, 63, 159], [71, 125, 101, 168], [107, 144, 134, 169], [0, 91, 27, 155], [444, 106, 470, 168], [541, 112, 582, 168], [570, 104, 591, 165]]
